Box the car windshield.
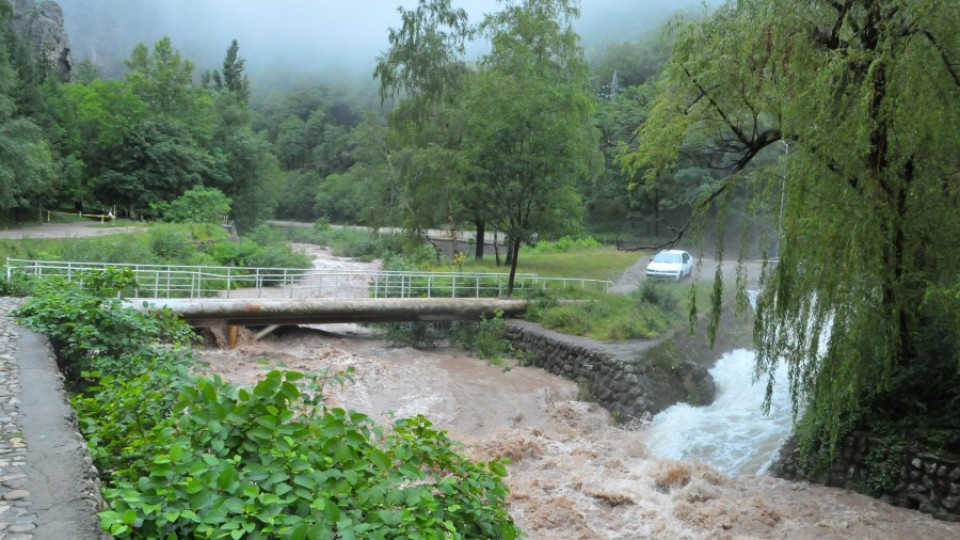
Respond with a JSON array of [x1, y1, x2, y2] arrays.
[[653, 252, 681, 264]]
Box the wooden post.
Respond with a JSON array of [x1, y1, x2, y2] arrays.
[[229, 325, 238, 349]]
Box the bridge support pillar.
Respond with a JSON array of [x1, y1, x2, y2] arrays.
[[253, 325, 281, 342]]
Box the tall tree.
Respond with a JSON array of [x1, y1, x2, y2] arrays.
[[375, 0, 481, 252], [314, 113, 402, 227], [465, 0, 600, 293], [50, 80, 149, 204], [93, 116, 211, 215], [203, 39, 250, 104], [204, 41, 280, 230], [124, 37, 200, 118], [627, 0, 960, 462]]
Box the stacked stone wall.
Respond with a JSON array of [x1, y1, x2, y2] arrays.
[[504, 313, 752, 421], [772, 434, 960, 521]]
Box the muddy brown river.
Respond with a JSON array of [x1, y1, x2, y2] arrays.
[[196, 245, 960, 539]]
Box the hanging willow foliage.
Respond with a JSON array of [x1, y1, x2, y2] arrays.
[[626, 0, 960, 461]]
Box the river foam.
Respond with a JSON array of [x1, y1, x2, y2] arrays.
[[645, 349, 793, 476]]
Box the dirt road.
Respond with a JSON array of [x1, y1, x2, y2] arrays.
[[0, 220, 142, 239]]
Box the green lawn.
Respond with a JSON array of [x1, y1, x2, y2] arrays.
[[444, 246, 645, 282]]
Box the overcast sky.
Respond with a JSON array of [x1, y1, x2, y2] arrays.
[[58, 0, 720, 80]]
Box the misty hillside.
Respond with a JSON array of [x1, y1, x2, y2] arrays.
[[57, 0, 715, 84]]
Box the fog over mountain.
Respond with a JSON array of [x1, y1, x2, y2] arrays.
[[57, 0, 719, 84]]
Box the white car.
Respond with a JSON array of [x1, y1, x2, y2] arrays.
[[645, 249, 694, 280]]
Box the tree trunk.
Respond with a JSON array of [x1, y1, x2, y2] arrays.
[[506, 237, 522, 297], [654, 189, 660, 239], [474, 220, 485, 260]]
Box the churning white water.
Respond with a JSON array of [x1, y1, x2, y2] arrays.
[[645, 349, 794, 476]]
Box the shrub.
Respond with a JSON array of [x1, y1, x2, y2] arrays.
[[538, 304, 592, 336], [375, 321, 454, 349], [148, 224, 195, 261], [454, 310, 514, 363], [521, 236, 602, 254], [100, 371, 520, 539], [15, 269, 195, 383], [159, 186, 232, 224], [634, 279, 681, 315], [17, 268, 523, 540]]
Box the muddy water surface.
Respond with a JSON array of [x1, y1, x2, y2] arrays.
[[196, 245, 960, 539]]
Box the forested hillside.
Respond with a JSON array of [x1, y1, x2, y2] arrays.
[[2, 0, 728, 243]]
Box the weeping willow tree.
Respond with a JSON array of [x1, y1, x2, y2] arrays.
[[624, 0, 960, 463]]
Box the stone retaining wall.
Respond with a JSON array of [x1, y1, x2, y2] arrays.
[[504, 312, 752, 421], [771, 434, 960, 522]]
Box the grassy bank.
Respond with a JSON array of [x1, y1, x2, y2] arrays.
[[0, 223, 310, 269]]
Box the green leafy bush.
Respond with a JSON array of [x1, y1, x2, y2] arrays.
[[521, 236, 602, 254], [147, 224, 195, 260], [100, 371, 519, 539], [18, 268, 523, 539], [158, 186, 232, 224], [15, 269, 195, 382], [455, 310, 514, 363]]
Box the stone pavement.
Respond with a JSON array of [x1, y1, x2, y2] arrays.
[[0, 298, 105, 540]]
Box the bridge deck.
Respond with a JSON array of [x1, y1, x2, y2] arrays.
[[135, 297, 530, 328]]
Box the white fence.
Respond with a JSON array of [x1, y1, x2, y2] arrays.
[[5, 259, 612, 300]]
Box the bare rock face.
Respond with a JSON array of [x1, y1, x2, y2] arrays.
[[10, 0, 72, 81]]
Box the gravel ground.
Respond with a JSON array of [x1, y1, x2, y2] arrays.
[[0, 221, 141, 240]]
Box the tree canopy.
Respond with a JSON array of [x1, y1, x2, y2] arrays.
[[466, 0, 600, 292], [627, 0, 960, 458], [0, 2, 58, 218]]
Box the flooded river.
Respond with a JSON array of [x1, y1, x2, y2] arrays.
[[197, 245, 960, 539]]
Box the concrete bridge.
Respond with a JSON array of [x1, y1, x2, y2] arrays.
[[7, 258, 608, 346], [136, 297, 529, 328], [136, 297, 529, 348]]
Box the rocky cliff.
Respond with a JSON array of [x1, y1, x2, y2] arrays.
[[10, 0, 71, 80]]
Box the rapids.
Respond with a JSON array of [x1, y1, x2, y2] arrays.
[[645, 349, 793, 476]]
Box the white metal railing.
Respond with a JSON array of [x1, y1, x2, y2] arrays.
[[5, 259, 612, 300]]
